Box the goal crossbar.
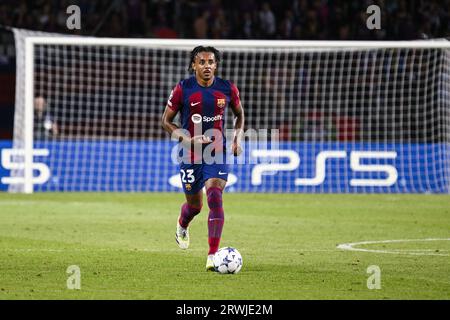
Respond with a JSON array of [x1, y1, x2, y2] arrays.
[[9, 30, 450, 193]]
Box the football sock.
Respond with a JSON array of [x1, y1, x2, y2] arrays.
[[207, 187, 224, 255], [179, 203, 202, 228]]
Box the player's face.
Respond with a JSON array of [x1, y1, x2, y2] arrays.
[[192, 52, 217, 81]]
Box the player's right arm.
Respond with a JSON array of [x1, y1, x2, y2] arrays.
[[161, 84, 211, 146], [161, 106, 212, 146]]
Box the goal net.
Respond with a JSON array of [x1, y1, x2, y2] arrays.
[[6, 28, 450, 193]]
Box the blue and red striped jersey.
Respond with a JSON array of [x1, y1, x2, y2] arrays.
[[167, 75, 241, 156]]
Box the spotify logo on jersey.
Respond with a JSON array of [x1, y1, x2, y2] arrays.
[[191, 113, 223, 124], [191, 114, 202, 124]]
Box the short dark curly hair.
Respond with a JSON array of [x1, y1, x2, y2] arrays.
[[188, 46, 221, 74]]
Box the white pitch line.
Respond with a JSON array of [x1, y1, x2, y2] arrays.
[[337, 238, 450, 256]]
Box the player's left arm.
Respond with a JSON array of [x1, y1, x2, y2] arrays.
[[231, 102, 244, 156], [230, 82, 244, 156]]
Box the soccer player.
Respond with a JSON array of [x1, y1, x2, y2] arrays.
[[161, 46, 245, 271]]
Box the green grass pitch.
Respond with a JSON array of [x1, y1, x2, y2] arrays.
[[0, 193, 449, 300]]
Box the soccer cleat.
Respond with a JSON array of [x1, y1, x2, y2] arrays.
[[206, 254, 215, 272], [175, 221, 189, 249]]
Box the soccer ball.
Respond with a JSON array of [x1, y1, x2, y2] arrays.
[[213, 247, 243, 274]]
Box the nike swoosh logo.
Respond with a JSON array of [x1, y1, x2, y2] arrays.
[[218, 171, 227, 175], [191, 102, 201, 106]]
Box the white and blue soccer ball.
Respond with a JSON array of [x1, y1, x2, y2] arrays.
[[213, 247, 243, 274]]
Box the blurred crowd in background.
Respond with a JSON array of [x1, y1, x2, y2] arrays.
[[1, 0, 449, 40], [0, 0, 449, 140]]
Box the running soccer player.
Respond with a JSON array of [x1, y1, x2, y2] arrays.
[[161, 46, 244, 271]]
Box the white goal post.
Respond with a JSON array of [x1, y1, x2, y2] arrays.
[[7, 28, 450, 193]]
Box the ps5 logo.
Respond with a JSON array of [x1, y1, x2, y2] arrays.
[[1, 148, 51, 186], [251, 150, 398, 187]]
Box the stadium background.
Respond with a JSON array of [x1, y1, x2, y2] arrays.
[[0, 0, 449, 141]]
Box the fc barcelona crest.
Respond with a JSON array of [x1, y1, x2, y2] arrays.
[[217, 98, 226, 108]]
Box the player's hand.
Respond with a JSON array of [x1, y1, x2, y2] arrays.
[[231, 143, 242, 156], [190, 135, 212, 145]]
